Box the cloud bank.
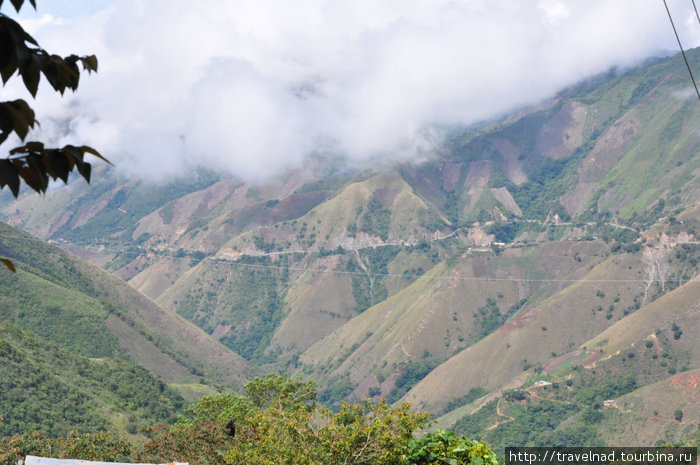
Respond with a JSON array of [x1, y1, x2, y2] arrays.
[[4, 0, 700, 181]]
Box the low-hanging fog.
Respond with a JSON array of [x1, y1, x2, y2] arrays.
[[4, 0, 700, 182]]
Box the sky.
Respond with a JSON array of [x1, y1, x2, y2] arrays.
[[3, 0, 700, 182]]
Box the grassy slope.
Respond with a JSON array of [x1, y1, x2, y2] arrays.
[[583, 277, 700, 357], [0, 322, 185, 438], [567, 51, 699, 220], [298, 241, 609, 398], [271, 257, 357, 356], [435, 276, 698, 449], [0, 222, 255, 390], [403, 251, 681, 412], [1, 268, 119, 358], [597, 369, 700, 445], [73, 254, 257, 386]]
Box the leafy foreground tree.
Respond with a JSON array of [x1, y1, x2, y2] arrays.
[[137, 374, 499, 465], [405, 430, 500, 465], [0, 0, 107, 271], [0, 374, 499, 465]]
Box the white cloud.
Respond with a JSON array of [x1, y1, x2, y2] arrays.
[[3, 0, 698, 181]]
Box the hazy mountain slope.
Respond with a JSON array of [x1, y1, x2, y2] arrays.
[[1, 168, 221, 245], [402, 251, 653, 411], [135, 169, 451, 366], [270, 255, 357, 356], [0, 223, 255, 389], [214, 170, 446, 256]]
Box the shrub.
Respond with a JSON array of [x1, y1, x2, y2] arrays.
[[406, 429, 499, 465], [139, 374, 435, 465], [674, 409, 683, 422]]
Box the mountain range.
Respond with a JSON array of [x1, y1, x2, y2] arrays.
[[1, 48, 698, 449]]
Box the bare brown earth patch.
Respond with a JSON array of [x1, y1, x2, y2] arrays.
[[490, 138, 527, 185], [134, 178, 242, 238], [442, 163, 464, 191], [582, 350, 605, 368], [464, 160, 492, 210], [169, 178, 241, 223], [463, 226, 494, 246], [670, 373, 700, 393], [536, 101, 586, 159], [375, 187, 401, 208], [490, 187, 522, 216], [351, 373, 381, 399], [271, 191, 331, 222], [60, 244, 116, 269], [499, 306, 535, 333], [310, 255, 342, 286], [211, 324, 232, 340], [561, 181, 598, 217], [45, 209, 73, 236]]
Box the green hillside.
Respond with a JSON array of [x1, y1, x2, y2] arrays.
[[0, 322, 184, 437], [0, 222, 255, 393]]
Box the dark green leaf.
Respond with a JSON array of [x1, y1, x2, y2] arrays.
[[9, 0, 23, 12], [83, 55, 98, 73], [22, 152, 48, 191], [43, 150, 70, 183], [75, 159, 91, 183], [0, 105, 13, 144], [9, 21, 32, 68], [1, 62, 16, 84], [42, 56, 63, 92], [18, 164, 46, 193], [63, 145, 84, 163], [80, 145, 111, 164], [0, 28, 12, 72], [5, 98, 36, 140], [65, 59, 80, 91], [0, 158, 20, 196], [20, 59, 40, 97], [0, 35, 18, 83]]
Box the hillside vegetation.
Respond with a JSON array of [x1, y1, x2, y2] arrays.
[[0, 322, 184, 437], [0, 223, 255, 399], [1, 49, 699, 447]]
